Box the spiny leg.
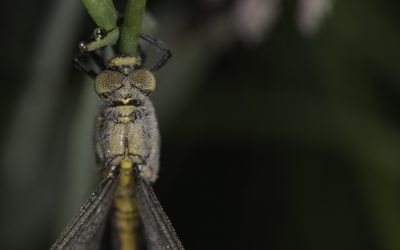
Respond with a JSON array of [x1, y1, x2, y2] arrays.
[[73, 49, 109, 78], [73, 52, 97, 79], [137, 44, 147, 65], [139, 33, 172, 72], [89, 50, 106, 71]]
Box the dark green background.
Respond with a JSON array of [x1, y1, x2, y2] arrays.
[[0, 0, 399, 249]]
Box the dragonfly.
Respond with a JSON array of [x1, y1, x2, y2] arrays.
[[50, 32, 184, 250]]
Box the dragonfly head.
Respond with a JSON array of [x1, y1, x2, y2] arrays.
[[94, 56, 156, 106]]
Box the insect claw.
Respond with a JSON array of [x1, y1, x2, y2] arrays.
[[93, 27, 107, 40], [78, 41, 88, 52]]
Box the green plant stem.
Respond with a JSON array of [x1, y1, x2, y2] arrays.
[[82, 0, 118, 31], [86, 28, 119, 51], [119, 0, 147, 56]]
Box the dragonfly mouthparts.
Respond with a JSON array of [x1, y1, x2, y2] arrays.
[[110, 98, 142, 107]]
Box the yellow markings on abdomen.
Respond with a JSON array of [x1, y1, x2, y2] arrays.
[[114, 158, 139, 250]]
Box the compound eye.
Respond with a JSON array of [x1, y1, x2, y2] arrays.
[[128, 69, 156, 96], [94, 70, 125, 97]]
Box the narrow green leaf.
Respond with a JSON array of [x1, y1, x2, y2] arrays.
[[86, 28, 120, 51], [82, 0, 118, 31], [119, 0, 147, 56]]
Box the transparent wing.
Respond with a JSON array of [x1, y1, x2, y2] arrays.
[[136, 173, 184, 250], [50, 175, 118, 250]]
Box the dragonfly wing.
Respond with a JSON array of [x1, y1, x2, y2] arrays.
[[51, 175, 118, 250], [136, 173, 184, 250]]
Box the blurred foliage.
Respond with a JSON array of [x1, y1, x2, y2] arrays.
[[0, 0, 399, 249]]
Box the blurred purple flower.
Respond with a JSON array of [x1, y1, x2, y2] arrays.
[[233, 0, 281, 43], [203, 0, 334, 44], [297, 0, 334, 36]]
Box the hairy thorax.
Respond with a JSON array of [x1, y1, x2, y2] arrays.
[[101, 105, 150, 169], [107, 105, 143, 123]]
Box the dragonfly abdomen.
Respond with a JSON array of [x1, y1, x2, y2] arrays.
[[113, 159, 140, 250]]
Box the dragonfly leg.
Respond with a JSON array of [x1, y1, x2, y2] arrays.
[[73, 52, 98, 79], [88, 50, 107, 71], [73, 42, 109, 78], [137, 44, 147, 65], [139, 33, 172, 72]]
